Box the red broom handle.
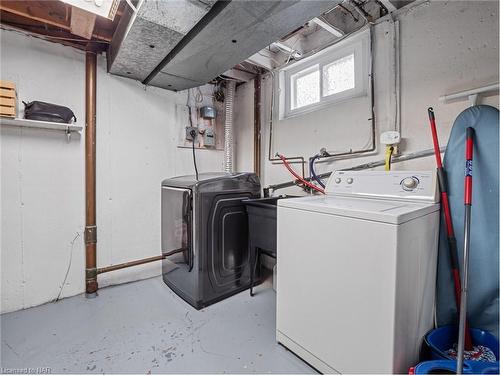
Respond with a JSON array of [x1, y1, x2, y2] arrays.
[[427, 108, 473, 350], [429, 108, 444, 168], [465, 128, 474, 205]]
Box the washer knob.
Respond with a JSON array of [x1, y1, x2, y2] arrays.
[[335, 178, 341, 184], [347, 178, 353, 184], [402, 177, 418, 190]]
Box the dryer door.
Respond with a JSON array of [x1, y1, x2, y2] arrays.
[[203, 193, 252, 291], [161, 186, 193, 270]]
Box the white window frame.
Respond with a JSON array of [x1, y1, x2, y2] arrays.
[[279, 28, 371, 119], [290, 64, 320, 110]]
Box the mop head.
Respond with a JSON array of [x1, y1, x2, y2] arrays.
[[446, 344, 497, 362]]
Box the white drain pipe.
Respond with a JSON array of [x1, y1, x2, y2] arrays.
[[224, 81, 236, 173]]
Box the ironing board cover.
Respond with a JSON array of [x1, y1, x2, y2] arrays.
[[436, 105, 499, 338]]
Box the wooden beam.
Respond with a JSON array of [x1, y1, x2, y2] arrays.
[[221, 69, 255, 82], [0, 1, 112, 42], [246, 50, 278, 71], [0, 18, 108, 53], [311, 17, 344, 37], [272, 41, 302, 59], [70, 6, 96, 40], [0, 1, 69, 31]]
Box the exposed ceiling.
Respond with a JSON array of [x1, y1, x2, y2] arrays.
[[0, 0, 125, 52], [0, 0, 416, 91], [110, 0, 344, 91], [247, 0, 414, 70]]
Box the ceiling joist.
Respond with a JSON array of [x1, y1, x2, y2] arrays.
[[0, 0, 118, 43], [70, 6, 96, 40], [311, 17, 344, 37]]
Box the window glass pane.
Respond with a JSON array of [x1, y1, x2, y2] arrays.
[[322, 53, 355, 97], [292, 67, 320, 109]]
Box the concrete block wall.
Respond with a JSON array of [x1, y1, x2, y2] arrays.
[[0, 30, 224, 313]]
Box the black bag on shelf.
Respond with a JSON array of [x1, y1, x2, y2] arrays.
[[22, 101, 77, 124]]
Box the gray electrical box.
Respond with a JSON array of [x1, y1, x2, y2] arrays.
[[204, 128, 215, 147], [200, 106, 216, 119]]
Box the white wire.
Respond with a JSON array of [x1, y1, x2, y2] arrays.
[[54, 232, 80, 302], [285, 38, 301, 64], [194, 87, 204, 104]]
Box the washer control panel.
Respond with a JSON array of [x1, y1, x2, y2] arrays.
[[325, 170, 438, 203]]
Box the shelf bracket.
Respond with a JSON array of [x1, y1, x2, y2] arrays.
[[468, 94, 478, 107]]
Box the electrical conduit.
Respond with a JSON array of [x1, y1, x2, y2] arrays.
[[224, 81, 235, 173]]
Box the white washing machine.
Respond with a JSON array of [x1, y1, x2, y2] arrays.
[[276, 170, 440, 374]]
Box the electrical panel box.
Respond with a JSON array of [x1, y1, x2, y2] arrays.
[[204, 128, 215, 147]]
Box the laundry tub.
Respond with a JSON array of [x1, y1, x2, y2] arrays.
[[243, 195, 296, 295]]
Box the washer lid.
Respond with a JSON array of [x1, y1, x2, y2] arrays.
[[278, 195, 439, 224]]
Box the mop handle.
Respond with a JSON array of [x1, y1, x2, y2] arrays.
[[464, 128, 474, 205], [428, 108, 454, 236], [457, 127, 474, 375], [428, 108, 473, 351], [428, 108, 444, 169]]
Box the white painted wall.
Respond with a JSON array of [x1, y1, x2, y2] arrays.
[[0, 30, 224, 313], [234, 1, 499, 194]]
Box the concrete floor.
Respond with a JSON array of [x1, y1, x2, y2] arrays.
[[1, 277, 316, 374]]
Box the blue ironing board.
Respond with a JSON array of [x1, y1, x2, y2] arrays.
[[436, 105, 499, 339]]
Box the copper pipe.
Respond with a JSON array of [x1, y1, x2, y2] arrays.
[[254, 75, 262, 178], [85, 51, 98, 296], [97, 255, 165, 274]]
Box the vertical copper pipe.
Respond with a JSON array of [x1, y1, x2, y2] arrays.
[[254, 75, 261, 177], [85, 51, 98, 297]]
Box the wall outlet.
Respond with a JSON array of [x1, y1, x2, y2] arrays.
[[185, 126, 198, 141]]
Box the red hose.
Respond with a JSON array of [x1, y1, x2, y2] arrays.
[[277, 154, 325, 194]]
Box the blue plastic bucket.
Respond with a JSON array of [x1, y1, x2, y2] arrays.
[[424, 325, 499, 361], [414, 360, 499, 374]]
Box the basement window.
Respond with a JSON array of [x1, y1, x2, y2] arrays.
[[280, 29, 370, 118], [291, 65, 320, 109]]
